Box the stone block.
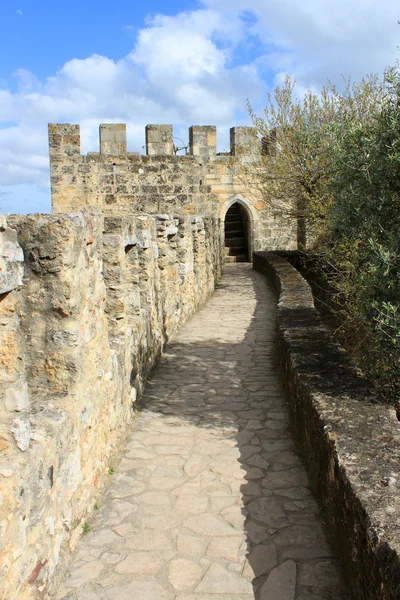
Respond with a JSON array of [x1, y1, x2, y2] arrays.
[[189, 126, 216, 156], [0, 218, 24, 293], [100, 124, 127, 155], [48, 123, 81, 157], [230, 126, 258, 155], [10, 416, 31, 451], [146, 125, 174, 155], [3, 379, 29, 412]]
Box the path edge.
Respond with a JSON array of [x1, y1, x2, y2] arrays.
[[254, 250, 400, 600]]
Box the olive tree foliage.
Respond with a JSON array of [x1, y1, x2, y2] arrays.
[[246, 66, 400, 404], [245, 74, 381, 248], [327, 65, 400, 401]]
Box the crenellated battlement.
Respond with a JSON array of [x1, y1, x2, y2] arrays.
[[48, 121, 294, 252], [48, 122, 259, 218], [48, 122, 258, 159]]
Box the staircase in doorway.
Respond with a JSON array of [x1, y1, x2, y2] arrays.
[[224, 203, 249, 263]]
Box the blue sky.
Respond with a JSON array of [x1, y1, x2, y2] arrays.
[[0, 0, 399, 214], [1, 1, 198, 83]]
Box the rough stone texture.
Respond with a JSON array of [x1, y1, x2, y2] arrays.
[[48, 123, 296, 252], [146, 124, 174, 156], [55, 265, 348, 600], [0, 212, 222, 600], [230, 126, 258, 156], [189, 126, 217, 157], [99, 124, 127, 156], [0, 216, 24, 294], [260, 560, 296, 599], [253, 251, 400, 600]]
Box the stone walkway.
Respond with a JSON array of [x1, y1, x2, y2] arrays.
[[57, 264, 349, 600]]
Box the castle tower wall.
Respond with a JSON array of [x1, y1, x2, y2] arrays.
[[48, 122, 297, 251]]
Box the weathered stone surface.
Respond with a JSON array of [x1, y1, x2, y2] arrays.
[[65, 562, 104, 588], [3, 378, 29, 412], [175, 596, 250, 600], [126, 530, 173, 552], [195, 562, 253, 594], [260, 560, 296, 600], [0, 218, 24, 293], [177, 533, 207, 558], [176, 494, 208, 514], [103, 580, 173, 600], [10, 416, 31, 451], [298, 560, 344, 588], [247, 497, 288, 528], [183, 514, 238, 536], [168, 558, 203, 590], [206, 536, 243, 561], [243, 544, 277, 578], [115, 552, 163, 575]]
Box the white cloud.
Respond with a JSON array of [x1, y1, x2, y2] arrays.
[[16, 9, 22, 16], [205, 0, 399, 84], [1, 0, 399, 213], [0, 9, 262, 213]]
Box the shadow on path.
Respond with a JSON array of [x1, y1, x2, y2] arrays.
[[57, 265, 350, 600]]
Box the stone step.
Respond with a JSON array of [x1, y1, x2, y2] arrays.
[[225, 237, 247, 248], [225, 254, 249, 262], [224, 246, 247, 256], [225, 225, 244, 233], [225, 231, 245, 239]]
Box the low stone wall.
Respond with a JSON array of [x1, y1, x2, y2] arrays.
[[0, 212, 223, 599], [253, 251, 400, 600]]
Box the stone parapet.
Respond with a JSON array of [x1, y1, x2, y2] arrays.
[[253, 251, 400, 600], [0, 212, 223, 599]]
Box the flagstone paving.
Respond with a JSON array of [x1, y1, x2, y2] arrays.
[[56, 264, 349, 600]]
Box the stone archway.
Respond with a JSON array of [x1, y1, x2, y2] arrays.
[[224, 203, 250, 262], [221, 197, 259, 262]]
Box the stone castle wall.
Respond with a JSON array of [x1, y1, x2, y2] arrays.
[[0, 212, 223, 599], [49, 123, 297, 252], [0, 120, 296, 598]]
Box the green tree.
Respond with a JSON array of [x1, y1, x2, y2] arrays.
[[246, 74, 381, 248], [247, 67, 400, 404], [327, 65, 400, 401]]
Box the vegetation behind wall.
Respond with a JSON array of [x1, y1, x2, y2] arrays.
[[247, 61, 400, 407]]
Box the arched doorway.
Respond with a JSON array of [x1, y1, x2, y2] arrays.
[[224, 202, 250, 262]]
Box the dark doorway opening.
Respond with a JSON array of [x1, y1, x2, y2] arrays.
[[224, 203, 250, 262]]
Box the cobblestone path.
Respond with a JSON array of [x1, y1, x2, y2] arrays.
[[57, 264, 349, 600]]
